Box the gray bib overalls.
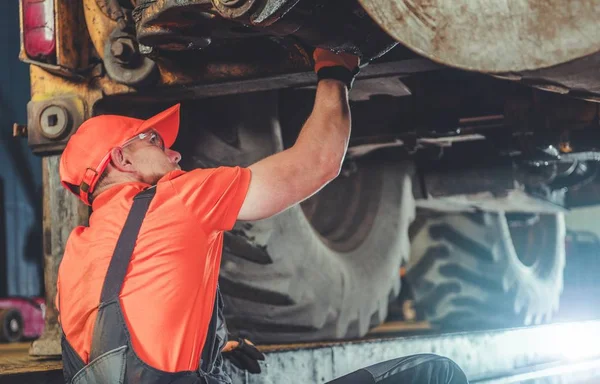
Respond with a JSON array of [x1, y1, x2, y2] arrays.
[[60, 187, 230, 384]]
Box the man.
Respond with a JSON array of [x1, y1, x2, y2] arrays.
[[56, 48, 469, 383]]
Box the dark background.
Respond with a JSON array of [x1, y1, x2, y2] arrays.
[[0, 0, 43, 298]]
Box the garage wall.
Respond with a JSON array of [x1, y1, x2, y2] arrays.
[[0, 1, 43, 297]]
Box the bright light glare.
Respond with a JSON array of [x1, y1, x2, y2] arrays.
[[541, 323, 600, 361]]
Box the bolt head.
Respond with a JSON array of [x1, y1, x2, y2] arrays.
[[39, 105, 69, 139], [111, 41, 125, 57], [111, 38, 137, 63]]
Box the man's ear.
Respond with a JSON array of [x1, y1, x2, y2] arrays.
[[109, 147, 135, 173]]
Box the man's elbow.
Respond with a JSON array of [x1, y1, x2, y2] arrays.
[[320, 156, 343, 184]]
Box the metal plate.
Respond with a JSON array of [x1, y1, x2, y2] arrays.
[[358, 0, 600, 73], [228, 320, 600, 383]]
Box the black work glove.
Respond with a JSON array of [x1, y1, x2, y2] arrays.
[[313, 48, 361, 90], [222, 337, 265, 374]]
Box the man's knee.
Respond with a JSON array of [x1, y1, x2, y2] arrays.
[[362, 353, 468, 384], [418, 354, 468, 384]]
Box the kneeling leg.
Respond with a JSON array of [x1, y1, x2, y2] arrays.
[[327, 353, 468, 384]]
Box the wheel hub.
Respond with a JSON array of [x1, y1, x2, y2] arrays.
[[508, 213, 556, 277], [9, 319, 19, 333], [301, 163, 383, 253]]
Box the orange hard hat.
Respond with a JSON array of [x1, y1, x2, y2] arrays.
[[59, 104, 181, 205]]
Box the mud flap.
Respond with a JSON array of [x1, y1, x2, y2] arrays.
[[71, 345, 127, 384]]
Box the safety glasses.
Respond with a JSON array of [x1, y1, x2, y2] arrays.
[[121, 129, 165, 152]]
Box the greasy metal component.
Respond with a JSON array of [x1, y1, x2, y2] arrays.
[[27, 96, 83, 154], [96, 0, 126, 21], [349, 77, 411, 102], [358, 0, 600, 73], [103, 28, 158, 86], [135, 0, 398, 61], [110, 38, 137, 63], [421, 164, 516, 200], [83, 0, 120, 61], [566, 175, 600, 208], [501, 51, 600, 100], [115, 58, 440, 100], [213, 0, 257, 19], [30, 156, 89, 357], [249, 0, 300, 25], [25, 65, 125, 155], [283, 0, 398, 60], [39, 106, 69, 139], [154, 38, 311, 89], [522, 160, 598, 209], [212, 0, 300, 25], [56, 1, 92, 70], [133, 0, 215, 51]]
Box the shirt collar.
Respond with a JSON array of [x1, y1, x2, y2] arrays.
[[90, 170, 186, 211], [91, 182, 150, 211]]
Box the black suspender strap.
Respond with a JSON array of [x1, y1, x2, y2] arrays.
[[99, 187, 157, 304]]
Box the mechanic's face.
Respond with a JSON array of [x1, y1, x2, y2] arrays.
[[123, 130, 181, 185]]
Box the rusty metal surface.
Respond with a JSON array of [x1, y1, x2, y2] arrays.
[[358, 0, 600, 73], [213, 0, 259, 20], [153, 39, 311, 88], [30, 156, 89, 357], [133, 0, 215, 51], [27, 67, 90, 154], [55, 1, 91, 70], [95, 0, 126, 22], [421, 165, 516, 199], [505, 51, 600, 101], [26, 96, 85, 154], [24, 43, 437, 153], [112, 57, 441, 100], [83, 0, 120, 61], [135, 0, 398, 61], [103, 28, 159, 87], [250, 0, 300, 25], [26, 63, 131, 154]]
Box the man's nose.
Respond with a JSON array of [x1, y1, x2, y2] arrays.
[[167, 148, 182, 164]]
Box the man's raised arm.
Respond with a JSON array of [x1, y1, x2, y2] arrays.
[[237, 49, 359, 221]]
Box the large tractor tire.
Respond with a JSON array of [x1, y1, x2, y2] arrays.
[[221, 161, 414, 343], [406, 210, 566, 328], [179, 93, 415, 343]]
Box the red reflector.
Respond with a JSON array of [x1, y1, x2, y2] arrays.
[[22, 0, 56, 60]]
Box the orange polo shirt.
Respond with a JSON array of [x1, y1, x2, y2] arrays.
[[56, 166, 251, 372]]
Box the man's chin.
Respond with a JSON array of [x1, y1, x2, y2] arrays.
[[152, 167, 180, 183]]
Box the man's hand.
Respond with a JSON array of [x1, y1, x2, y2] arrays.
[[237, 49, 359, 222], [313, 47, 360, 89], [222, 338, 266, 374]]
